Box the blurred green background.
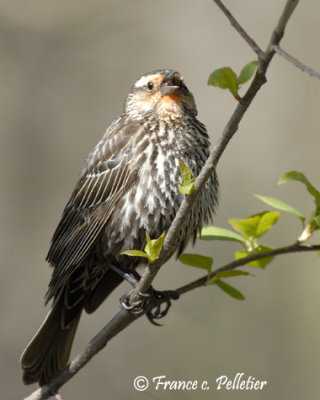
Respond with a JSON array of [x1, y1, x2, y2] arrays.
[[1, 1, 320, 399]]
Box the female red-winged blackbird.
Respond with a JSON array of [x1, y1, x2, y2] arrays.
[[20, 69, 219, 385]]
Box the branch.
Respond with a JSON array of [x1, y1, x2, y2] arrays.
[[24, 241, 320, 400], [131, 0, 300, 302], [24, 1, 300, 398], [212, 0, 264, 59], [274, 45, 320, 80]]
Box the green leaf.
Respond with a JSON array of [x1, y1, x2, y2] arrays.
[[151, 231, 166, 256], [208, 67, 239, 97], [145, 231, 165, 263], [178, 159, 192, 183], [178, 180, 196, 195], [145, 232, 153, 257], [206, 270, 251, 286], [121, 231, 165, 264], [120, 250, 150, 259], [237, 60, 258, 85], [253, 212, 280, 238], [198, 226, 246, 243], [255, 194, 305, 222], [228, 218, 248, 236], [310, 215, 320, 232], [177, 160, 196, 195], [313, 215, 320, 229], [235, 245, 274, 269], [279, 171, 320, 200], [228, 211, 279, 239], [215, 270, 251, 278], [208, 278, 245, 300], [179, 253, 213, 275]]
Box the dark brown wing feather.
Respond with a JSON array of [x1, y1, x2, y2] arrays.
[[45, 117, 143, 302]]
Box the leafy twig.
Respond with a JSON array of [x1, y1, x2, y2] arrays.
[[24, 241, 320, 400], [175, 243, 320, 295]]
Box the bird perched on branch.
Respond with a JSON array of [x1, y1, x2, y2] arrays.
[[20, 69, 219, 385]]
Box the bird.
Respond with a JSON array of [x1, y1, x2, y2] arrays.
[[20, 69, 219, 386]]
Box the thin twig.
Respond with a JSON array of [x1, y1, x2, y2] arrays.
[[24, 1, 301, 398], [274, 45, 320, 80], [212, 0, 264, 59]]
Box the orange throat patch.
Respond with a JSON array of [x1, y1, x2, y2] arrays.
[[158, 94, 182, 120]]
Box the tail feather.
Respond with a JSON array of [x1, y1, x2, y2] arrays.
[[20, 293, 81, 386]]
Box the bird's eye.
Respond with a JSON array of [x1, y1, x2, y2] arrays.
[[147, 81, 154, 90]]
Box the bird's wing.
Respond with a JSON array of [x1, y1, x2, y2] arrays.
[[45, 118, 144, 301]]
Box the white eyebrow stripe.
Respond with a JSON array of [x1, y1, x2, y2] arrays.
[[134, 74, 159, 88]]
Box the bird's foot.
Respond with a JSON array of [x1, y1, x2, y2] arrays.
[[144, 288, 180, 326], [120, 288, 179, 326]]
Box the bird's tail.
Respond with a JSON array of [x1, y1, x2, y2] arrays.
[[20, 292, 81, 386]]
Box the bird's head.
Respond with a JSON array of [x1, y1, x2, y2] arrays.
[[125, 69, 197, 121]]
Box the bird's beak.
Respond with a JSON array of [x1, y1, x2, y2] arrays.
[[160, 85, 180, 96], [160, 71, 181, 96]]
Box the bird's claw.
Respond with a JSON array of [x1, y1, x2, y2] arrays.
[[120, 292, 145, 314], [144, 288, 179, 326], [120, 288, 180, 325]]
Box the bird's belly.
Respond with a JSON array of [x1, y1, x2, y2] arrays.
[[99, 161, 183, 259]]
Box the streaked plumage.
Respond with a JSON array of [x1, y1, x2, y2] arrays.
[[20, 69, 219, 385]]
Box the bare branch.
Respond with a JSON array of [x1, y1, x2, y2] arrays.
[[274, 45, 320, 80], [212, 0, 264, 58], [272, 0, 299, 42], [24, 1, 301, 398]]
